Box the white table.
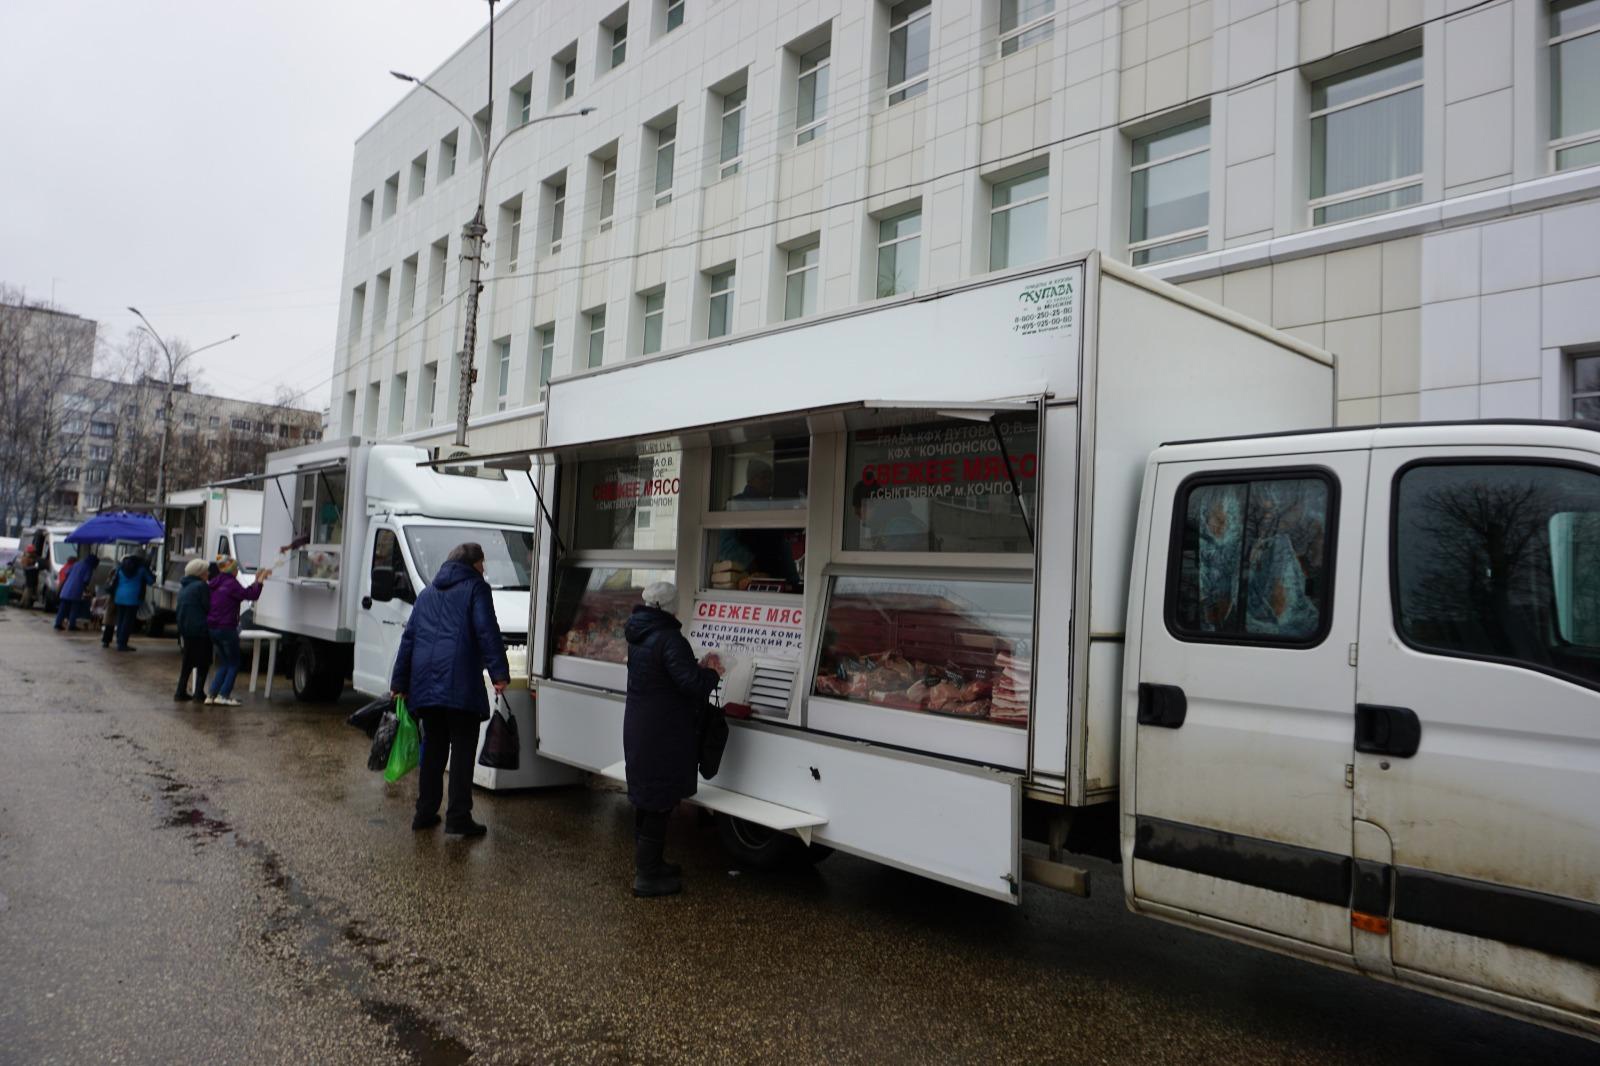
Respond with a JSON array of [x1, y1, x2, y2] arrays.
[[238, 629, 281, 700]]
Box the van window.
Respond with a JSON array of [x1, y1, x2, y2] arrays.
[[1394, 462, 1600, 687], [1168, 472, 1334, 644]]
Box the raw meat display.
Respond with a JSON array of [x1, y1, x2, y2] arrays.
[[553, 585, 640, 664]]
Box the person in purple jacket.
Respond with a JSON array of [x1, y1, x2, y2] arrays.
[[204, 557, 271, 706]]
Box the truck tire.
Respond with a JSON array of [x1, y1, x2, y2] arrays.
[[292, 641, 344, 703], [716, 815, 833, 871]]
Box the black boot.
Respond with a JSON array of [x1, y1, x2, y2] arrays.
[[633, 826, 682, 898]]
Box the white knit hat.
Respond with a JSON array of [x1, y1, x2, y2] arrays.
[[641, 581, 677, 610]]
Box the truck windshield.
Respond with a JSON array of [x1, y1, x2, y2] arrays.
[[404, 526, 533, 590], [233, 533, 262, 571]]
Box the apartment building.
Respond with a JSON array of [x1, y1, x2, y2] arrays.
[[332, 0, 1600, 448]]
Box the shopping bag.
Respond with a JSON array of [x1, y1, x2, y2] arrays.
[[348, 695, 394, 738], [136, 600, 154, 622], [367, 710, 398, 771], [477, 696, 520, 770], [698, 702, 729, 780], [383, 699, 421, 782]]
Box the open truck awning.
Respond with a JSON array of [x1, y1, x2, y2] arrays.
[[418, 396, 1046, 469]]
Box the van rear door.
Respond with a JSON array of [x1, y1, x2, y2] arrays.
[[1354, 445, 1600, 1027], [1128, 449, 1368, 957]]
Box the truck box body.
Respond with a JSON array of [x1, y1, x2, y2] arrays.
[[152, 487, 263, 616], [525, 254, 1334, 900]]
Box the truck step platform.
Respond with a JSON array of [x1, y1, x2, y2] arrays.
[[596, 761, 828, 845]]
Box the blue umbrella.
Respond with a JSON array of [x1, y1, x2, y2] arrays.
[[66, 511, 165, 545]]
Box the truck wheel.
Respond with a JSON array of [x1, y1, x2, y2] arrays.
[[716, 815, 833, 870], [292, 644, 319, 702]]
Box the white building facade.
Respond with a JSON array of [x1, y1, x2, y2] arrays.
[[330, 0, 1600, 446]]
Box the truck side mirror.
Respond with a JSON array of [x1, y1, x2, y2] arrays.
[[395, 572, 416, 604], [370, 567, 395, 603]]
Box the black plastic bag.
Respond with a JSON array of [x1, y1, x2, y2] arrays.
[[348, 695, 393, 738], [367, 711, 398, 771], [477, 698, 520, 770], [698, 703, 729, 780]]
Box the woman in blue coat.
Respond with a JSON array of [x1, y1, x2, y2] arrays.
[[389, 542, 509, 837], [53, 550, 97, 631], [106, 554, 155, 652], [623, 582, 722, 897]]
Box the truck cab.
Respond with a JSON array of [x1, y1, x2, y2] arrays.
[[352, 515, 535, 697], [1122, 421, 1600, 1037]]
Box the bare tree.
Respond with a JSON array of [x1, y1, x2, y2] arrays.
[[0, 285, 110, 535]]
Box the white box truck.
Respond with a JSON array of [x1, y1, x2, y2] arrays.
[[150, 486, 263, 627], [518, 254, 1600, 1039], [252, 440, 541, 702]]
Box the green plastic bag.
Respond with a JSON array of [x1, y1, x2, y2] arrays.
[[384, 698, 420, 783]]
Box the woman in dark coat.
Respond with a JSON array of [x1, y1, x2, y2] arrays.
[[623, 581, 721, 897], [174, 559, 213, 702], [390, 542, 509, 837]]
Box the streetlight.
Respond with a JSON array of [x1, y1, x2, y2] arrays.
[[127, 305, 239, 505], [390, 3, 594, 450]]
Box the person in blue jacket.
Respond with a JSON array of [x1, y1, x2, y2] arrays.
[[106, 553, 156, 652], [389, 542, 509, 837], [53, 549, 98, 632]]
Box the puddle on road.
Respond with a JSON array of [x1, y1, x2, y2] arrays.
[[361, 1000, 473, 1066]]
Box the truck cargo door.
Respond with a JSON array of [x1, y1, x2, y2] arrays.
[[353, 523, 414, 697], [1355, 445, 1600, 1023], [1129, 451, 1368, 957]]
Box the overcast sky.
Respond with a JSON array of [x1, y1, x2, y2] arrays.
[[0, 1, 491, 413]]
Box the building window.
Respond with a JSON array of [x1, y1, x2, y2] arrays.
[[665, 0, 685, 32], [1129, 117, 1209, 265], [586, 307, 607, 368], [1572, 352, 1600, 420], [358, 192, 374, 236], [494, 338, 512, 410], [382, 174, 399, 220], [399, 253, 418, 323], [999, 0, 1053, 56], [654, 119, 677, 206], [502, 200, 523, 271], [349, 283, 367, 342], [1551, 0, 1600, 170], [420, 361, 438, 425], [512, 76, 533, 128], [989, 167, 1048, 270], [549, 179, 567, 253], [409, 153, 427, 201], [391, 373, 408, 434], [640, 290, 666, 355], [468, 106, 490, 162], [888, 0, 932, 105], [876, 208, 922, 297], [604, 8, 628, 71], [784, 241, 820, 320], [562, 55, 577, 100], [209, 415, 220, 428], [707, 266, 735, 338], [373, 269, 391, 335], [440, 131, 458, 179], [537, 326, 556, 390], [598, 155, 618, 231], [430, 237, 449, 304], [796, 42, 831, 145], [1309, 49, 1423, 226], [719, 82, 747, 178]]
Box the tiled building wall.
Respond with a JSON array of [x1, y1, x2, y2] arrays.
[[330, 0, 1600, 443]]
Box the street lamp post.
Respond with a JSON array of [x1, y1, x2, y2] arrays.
[[391, 1, 593, 450], [126, 306, 239, 505]]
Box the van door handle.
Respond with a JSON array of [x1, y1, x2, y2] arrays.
[[1137, 683, 1187, 728], [361, 596, 372, 609], [1354, 704, 1421, 758]]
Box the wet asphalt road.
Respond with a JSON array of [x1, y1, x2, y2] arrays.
[[0, 607, 1593, 1065]]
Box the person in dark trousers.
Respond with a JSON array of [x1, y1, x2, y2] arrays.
[[205, 558, 269, 705], [108, 553, 155, 651], [623, 581, 722, 898], [389, 542, 509, 838], [174, 559, 213, 702], [53, 549, 97, 631]]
